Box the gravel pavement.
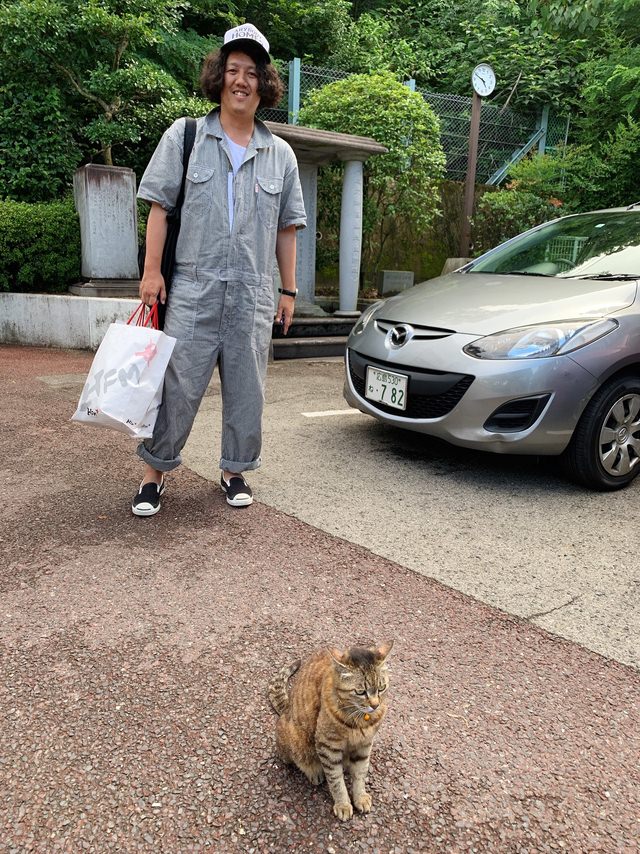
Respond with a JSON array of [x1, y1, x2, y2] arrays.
[[1, 345, 639, 853]]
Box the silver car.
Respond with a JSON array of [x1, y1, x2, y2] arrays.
[[344, 207, 640, 490]]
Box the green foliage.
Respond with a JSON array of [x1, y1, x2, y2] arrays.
[[299, 72, 445, 277], [578, 46, 640, 145], [0, 199, 80, 293], [582, 118, 640, 210], [212, 0, 352, 60], [0, 83, 82, 202], [530, 0, 607, 34], [0, 0, 188, 166], [329, 12, 429, 79], [445, 4, 588, 108], [506, 147, 599, 211], [472, 190, 559, 255], [150, 28, 221, 91], [122, 94, 211, 177]]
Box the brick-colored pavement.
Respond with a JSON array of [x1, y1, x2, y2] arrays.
[[1, 345, 639, 853]]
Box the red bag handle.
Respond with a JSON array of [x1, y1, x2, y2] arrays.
[[127, 302, 159, 329]]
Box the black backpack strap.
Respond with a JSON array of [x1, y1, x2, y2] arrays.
[[174, 117, 197, 213]]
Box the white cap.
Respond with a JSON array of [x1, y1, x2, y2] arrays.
[[223, 24, 270, 63]]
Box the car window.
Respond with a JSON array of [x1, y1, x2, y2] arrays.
[[468, 212, 640, 278]]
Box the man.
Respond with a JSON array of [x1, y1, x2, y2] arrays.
[[132, 24, 306, 516]]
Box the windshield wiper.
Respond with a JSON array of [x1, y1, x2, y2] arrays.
[[575, 273, 640, 280], [478, 270, 554, 277]]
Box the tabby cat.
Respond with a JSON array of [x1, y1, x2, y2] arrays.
[[268, 641, 393, 821]]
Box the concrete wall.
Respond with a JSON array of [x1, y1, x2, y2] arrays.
[[0, 293, 139, 350]]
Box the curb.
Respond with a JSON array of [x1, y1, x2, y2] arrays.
[[0, 293, 138, 350]]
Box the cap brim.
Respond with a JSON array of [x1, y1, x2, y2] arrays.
[[222, 38, 270, 64]]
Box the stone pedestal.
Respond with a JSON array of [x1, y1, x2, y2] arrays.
[[71, 164, 139, 295], [377, 270, 414, 295]]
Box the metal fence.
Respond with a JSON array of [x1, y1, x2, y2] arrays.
[[273, 60, 570, 185]]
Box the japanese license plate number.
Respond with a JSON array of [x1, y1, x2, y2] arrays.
[[365, 366, 408, 411]]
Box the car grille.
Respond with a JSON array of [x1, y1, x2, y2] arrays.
[[348, 350, 474, 419]]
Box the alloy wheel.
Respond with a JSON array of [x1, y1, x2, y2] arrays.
[[598, 393, 640, 477]]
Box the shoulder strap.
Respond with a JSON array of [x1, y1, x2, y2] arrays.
[[175, 117, 197, 212]]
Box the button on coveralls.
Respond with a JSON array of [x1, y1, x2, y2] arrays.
[[136, 110, 307, 474]]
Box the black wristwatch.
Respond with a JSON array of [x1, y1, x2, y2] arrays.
[[278, 287, 298, 298]]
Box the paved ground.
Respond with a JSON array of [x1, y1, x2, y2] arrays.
[[1, 345, 639, 853], [185, 359, 640, 671]]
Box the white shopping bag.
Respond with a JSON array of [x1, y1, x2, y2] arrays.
[[71, 304, 176, 438]]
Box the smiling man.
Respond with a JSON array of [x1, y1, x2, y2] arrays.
[[133, 24, 306, 516]]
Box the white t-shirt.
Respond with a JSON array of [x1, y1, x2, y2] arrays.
[[224, 133, 247, 232]]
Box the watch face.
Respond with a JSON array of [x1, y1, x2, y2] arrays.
[[471, 63, 496, 97]]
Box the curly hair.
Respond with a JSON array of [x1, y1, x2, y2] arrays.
[[200, 47, 284, 109]]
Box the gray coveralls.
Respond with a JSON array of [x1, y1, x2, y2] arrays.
[[136, 110, 306, 474]]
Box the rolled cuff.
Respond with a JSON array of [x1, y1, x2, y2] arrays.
[[219, 456, 262, 473], [137, 442, 182, 472], [278, 218, 307, 231]]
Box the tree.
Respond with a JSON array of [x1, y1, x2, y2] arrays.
[[0, 0, 200, 166], [299, 72, 446, 277]]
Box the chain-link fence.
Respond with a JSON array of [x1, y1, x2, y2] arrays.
[[299, 63, 351, 101], [277, 62, 569, 185], [419, 91, 540, 183]]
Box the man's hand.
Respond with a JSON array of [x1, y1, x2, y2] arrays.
[[139, 270, 166, 307], [275, 294, 295, 335]]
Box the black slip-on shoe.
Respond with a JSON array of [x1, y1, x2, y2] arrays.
[[220, 474, 253, 507], [131, 478, 165, 517]]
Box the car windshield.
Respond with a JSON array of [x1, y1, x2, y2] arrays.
[[468, 211, 640, 279]]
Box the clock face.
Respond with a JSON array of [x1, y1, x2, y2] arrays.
[[471, 63, 496, 97]]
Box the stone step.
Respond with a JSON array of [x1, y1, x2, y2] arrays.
[[271, 336, 348, 360], [274, 316, 358, 338]]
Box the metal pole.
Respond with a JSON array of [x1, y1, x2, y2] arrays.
[[459, 91, 482, 258], [537, 104, 550, 155], [288, 58, 301, 125]]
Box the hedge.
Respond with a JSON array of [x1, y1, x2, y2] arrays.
[[0, 198, 80, 293]]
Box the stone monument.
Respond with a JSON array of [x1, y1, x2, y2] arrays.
[[70, 164, 139, 297]]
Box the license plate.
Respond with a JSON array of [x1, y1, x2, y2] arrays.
[[365, 366, 408, 411]]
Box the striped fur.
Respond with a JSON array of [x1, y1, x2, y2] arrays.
[[268, 659, 301, 715], [269, 641, 393, 821]]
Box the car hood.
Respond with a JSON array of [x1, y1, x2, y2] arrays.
[[377, 273, 638, 335]]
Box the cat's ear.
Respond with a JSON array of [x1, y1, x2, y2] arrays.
[[330, 648, 352, 679], [374, 640, 394, 662]]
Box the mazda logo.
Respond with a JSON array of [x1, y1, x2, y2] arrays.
[[386, 324, 414, 349]]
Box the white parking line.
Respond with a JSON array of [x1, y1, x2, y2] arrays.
[[301, 409, 364, 418]]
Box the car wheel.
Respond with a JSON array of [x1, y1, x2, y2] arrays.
[[562, 375, 640, 491]]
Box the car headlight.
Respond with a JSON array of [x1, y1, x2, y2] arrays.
[[351, 300, 383, 335], [463, 318, 619, 359]]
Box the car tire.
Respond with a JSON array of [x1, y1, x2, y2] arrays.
[[562, 374, 640, 491]]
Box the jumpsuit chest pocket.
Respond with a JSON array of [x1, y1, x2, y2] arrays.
[[184, 164, 215, 218], [256, 176, 283, 230]]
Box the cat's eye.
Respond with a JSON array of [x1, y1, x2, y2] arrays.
[[354, 689, 367, 696], [379, 685, 387, 692]]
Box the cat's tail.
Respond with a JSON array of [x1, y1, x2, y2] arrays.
[[267, 659, 301, 715]]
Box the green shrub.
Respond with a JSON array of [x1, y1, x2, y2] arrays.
[[299, 72, 445, 282], [472, 190, 560, 256], [0, 198, 80, 293], [0, 83, 82, 202]]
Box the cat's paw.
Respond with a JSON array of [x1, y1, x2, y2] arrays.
[[306, 767, 325, 786], [354, 792, 372, 813], [333, 801, 353, 822]]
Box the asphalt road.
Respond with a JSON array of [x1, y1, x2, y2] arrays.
[[2, 345, 639, 853], [184, 357, 640, 671]]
